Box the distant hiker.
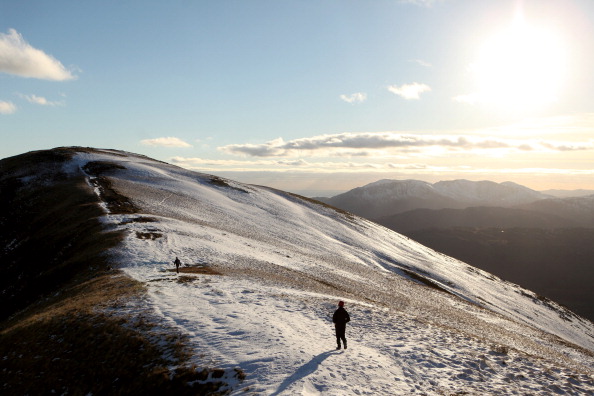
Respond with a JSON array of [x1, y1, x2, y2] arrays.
[[333, 301, 350, 350], [174, 257, 181, 273]]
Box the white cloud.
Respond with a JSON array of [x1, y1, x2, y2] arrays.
[[172, 154, 594, 188], [140, 137, 193, 148], [0, 29, 76, 80], [387, 83, 431, 100], [410, 59, 432, 68], [19, 93, 64, 106], [173, 152, 594, 176], [452, 93, 481, 105], [340, 92, 367, 104], [0, 101, 17, 114]]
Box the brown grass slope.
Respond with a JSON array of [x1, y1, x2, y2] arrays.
[[0, 147, 118, 320], [0, 147, 233, 395]]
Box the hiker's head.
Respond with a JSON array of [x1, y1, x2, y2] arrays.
[[338, 301, 344, 307]]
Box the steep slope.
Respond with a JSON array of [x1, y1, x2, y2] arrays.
[[403, 227, 594, 322], [0, 148, 123, 320], [2, 148, 594, 395]]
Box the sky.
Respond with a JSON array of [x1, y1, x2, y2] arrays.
[[1, 0, 594, 196]]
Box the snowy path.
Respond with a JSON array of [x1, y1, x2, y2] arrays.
[[130, 270, 423, 395], [124, 267, 594, 395]]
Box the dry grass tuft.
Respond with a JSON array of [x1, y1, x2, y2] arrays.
[[168, 266, 223, 275], [177, 275, 199, 284], [0, 151, 124, 320], [0, 272, 232, 395], [136, 231, 163, 240], [209, 176, 249, 193], [120, 216, 158, 225], [490, 344, 510, 355]]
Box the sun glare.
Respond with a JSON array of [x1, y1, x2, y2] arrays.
[[470, 16, 567, 111]]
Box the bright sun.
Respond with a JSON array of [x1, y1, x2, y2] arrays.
[[468, 15, 566, 111]]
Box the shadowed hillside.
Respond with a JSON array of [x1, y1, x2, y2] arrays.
[[0, 148, 234, 395], [0, 148, 122, 319], [404, 227, 594, 321]]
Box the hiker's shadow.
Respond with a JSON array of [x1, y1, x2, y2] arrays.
[[270, 350, 342, 396]]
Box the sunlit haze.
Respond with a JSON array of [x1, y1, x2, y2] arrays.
[[460, 8, 567, 110], [1, 0, 593, 195]]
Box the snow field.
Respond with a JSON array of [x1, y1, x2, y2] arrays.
[[122, 266, 594, 395], [71, 151, 594, 394]]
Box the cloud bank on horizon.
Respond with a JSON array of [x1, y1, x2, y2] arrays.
[[217, 131, 593, 158], [166, 112, 594, 190]]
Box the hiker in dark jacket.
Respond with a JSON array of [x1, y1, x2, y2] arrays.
[[174, 257, 181, 273], [332, 301, 350, 350]]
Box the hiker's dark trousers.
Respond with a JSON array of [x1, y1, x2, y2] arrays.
[[335, 324, 346, 347]]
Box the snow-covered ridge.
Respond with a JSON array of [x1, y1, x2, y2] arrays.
[[69, 149, 593, 395]]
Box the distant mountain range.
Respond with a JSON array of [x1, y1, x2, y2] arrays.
[[317, 179, 594, 321], [316, 178, 594, 227], [317, 179, 554, 219]]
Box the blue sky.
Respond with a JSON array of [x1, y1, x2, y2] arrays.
[[2, 0, 594, 195]]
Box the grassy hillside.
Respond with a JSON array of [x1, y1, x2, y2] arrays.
[[0, 148, 121, 319], [0, 148, 234, 394]]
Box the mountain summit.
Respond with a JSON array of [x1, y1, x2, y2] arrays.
[[1, 147, 593, 395], [318, 179, 551, 218]]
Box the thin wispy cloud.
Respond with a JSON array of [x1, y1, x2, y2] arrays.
[[452, 93, 480, 105], [0, 29, 76, 81], [0, 100, 17, 114], [340, 92, 367, 104], [410, 59, 432, 68], [140, 137, 192, 148], [388, 83, 431, 100], [19, 94, 64, 106]]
